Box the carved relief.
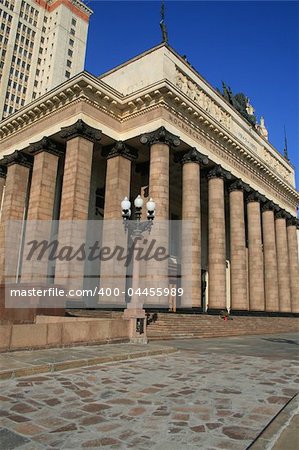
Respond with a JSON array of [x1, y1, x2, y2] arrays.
[[262, 147, 292, 182], [175, 68, 231, 129]]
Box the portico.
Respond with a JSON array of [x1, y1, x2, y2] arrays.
[[0, 44, 298, 322]]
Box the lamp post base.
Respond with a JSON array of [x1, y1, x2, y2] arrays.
[[123, 307, 148, 344]]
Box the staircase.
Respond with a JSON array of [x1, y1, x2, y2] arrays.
[[67, 310, 299, 341], [146, 313, 299, 340]]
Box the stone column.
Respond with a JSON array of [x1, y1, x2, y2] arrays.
[[262, 201, 279, 312], [21, 138, 61, 283], [180, 148, 208, 308], [246, 191, 265, 311], [207, 165, 231, 311], [54, 120, 101, 294], [100, 142, 137, 305], [275, 210, 291, 312], [229, 179, 250, 311], [140, 126, 180, 307], [0, 151, 33, 284], [0, 166, 6, 217], [286, 216, 299, 313]]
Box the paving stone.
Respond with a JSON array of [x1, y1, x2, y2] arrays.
[[0, 428, 30, 449]]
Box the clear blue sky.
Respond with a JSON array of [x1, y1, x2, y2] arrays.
[[85, 1, 299, 191]]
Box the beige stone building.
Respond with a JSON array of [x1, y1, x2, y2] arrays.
[[0, 44, 298, 320], [0, 0, 92, 120]]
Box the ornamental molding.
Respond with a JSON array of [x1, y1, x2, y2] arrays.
[[102, 141, 138, 161], [286, 216, 299, 227], [274, 209, 288, 220]]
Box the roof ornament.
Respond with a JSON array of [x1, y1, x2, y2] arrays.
[[283, 125, 289, 160], [160, 0, 168, 44]]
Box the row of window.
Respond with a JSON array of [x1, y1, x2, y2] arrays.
[[0, 0, 15, 12]]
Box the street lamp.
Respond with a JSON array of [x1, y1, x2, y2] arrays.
[[121, 194, 156, 343]]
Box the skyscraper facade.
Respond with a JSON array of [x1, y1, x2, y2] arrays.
[[0, 0, 92, 120]]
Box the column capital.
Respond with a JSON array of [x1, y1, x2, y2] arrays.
[[228, 178, 251, 193], [286, 215, 299, 227], [261, 200, 279, 213], [60, 119, 101, 143], [207, 164, 231, 180], [175, 147, 209, 166], [246, 190, 266, 203], [0, 165, 7, 178], [274, 209, 288, 220], [29, 136, 64, 157], [1, 150, 33, 168], [140, 126, 180, 147], [102, 141, 138, 161]]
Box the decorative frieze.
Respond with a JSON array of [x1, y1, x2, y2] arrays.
[[60, 119, 101, 143], [140, 126, 180, 147], [102, 141, 138, 161], [175, 68, 231, 130], [274, 209, 288, 220]]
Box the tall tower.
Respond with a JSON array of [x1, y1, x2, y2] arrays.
[[0, 0, 93, 120]]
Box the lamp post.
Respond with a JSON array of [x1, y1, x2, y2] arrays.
[[121, 195, 155, 344]]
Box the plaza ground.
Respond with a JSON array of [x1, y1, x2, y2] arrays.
[[0, 333, 298, 449]]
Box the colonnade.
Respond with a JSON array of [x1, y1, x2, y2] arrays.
[[0, 121, 298, 313]]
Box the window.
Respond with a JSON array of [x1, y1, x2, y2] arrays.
[[71, 18, 76, 26], [66, 59, 71, 67], [68, 49, 73, 57], [70, 28, 75, 36], [69, 39, 74, 47], [65, 70, 70, 78]]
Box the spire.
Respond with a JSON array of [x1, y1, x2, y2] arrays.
[[283, 125, 289, 160], [160, 1, 168, 44]]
